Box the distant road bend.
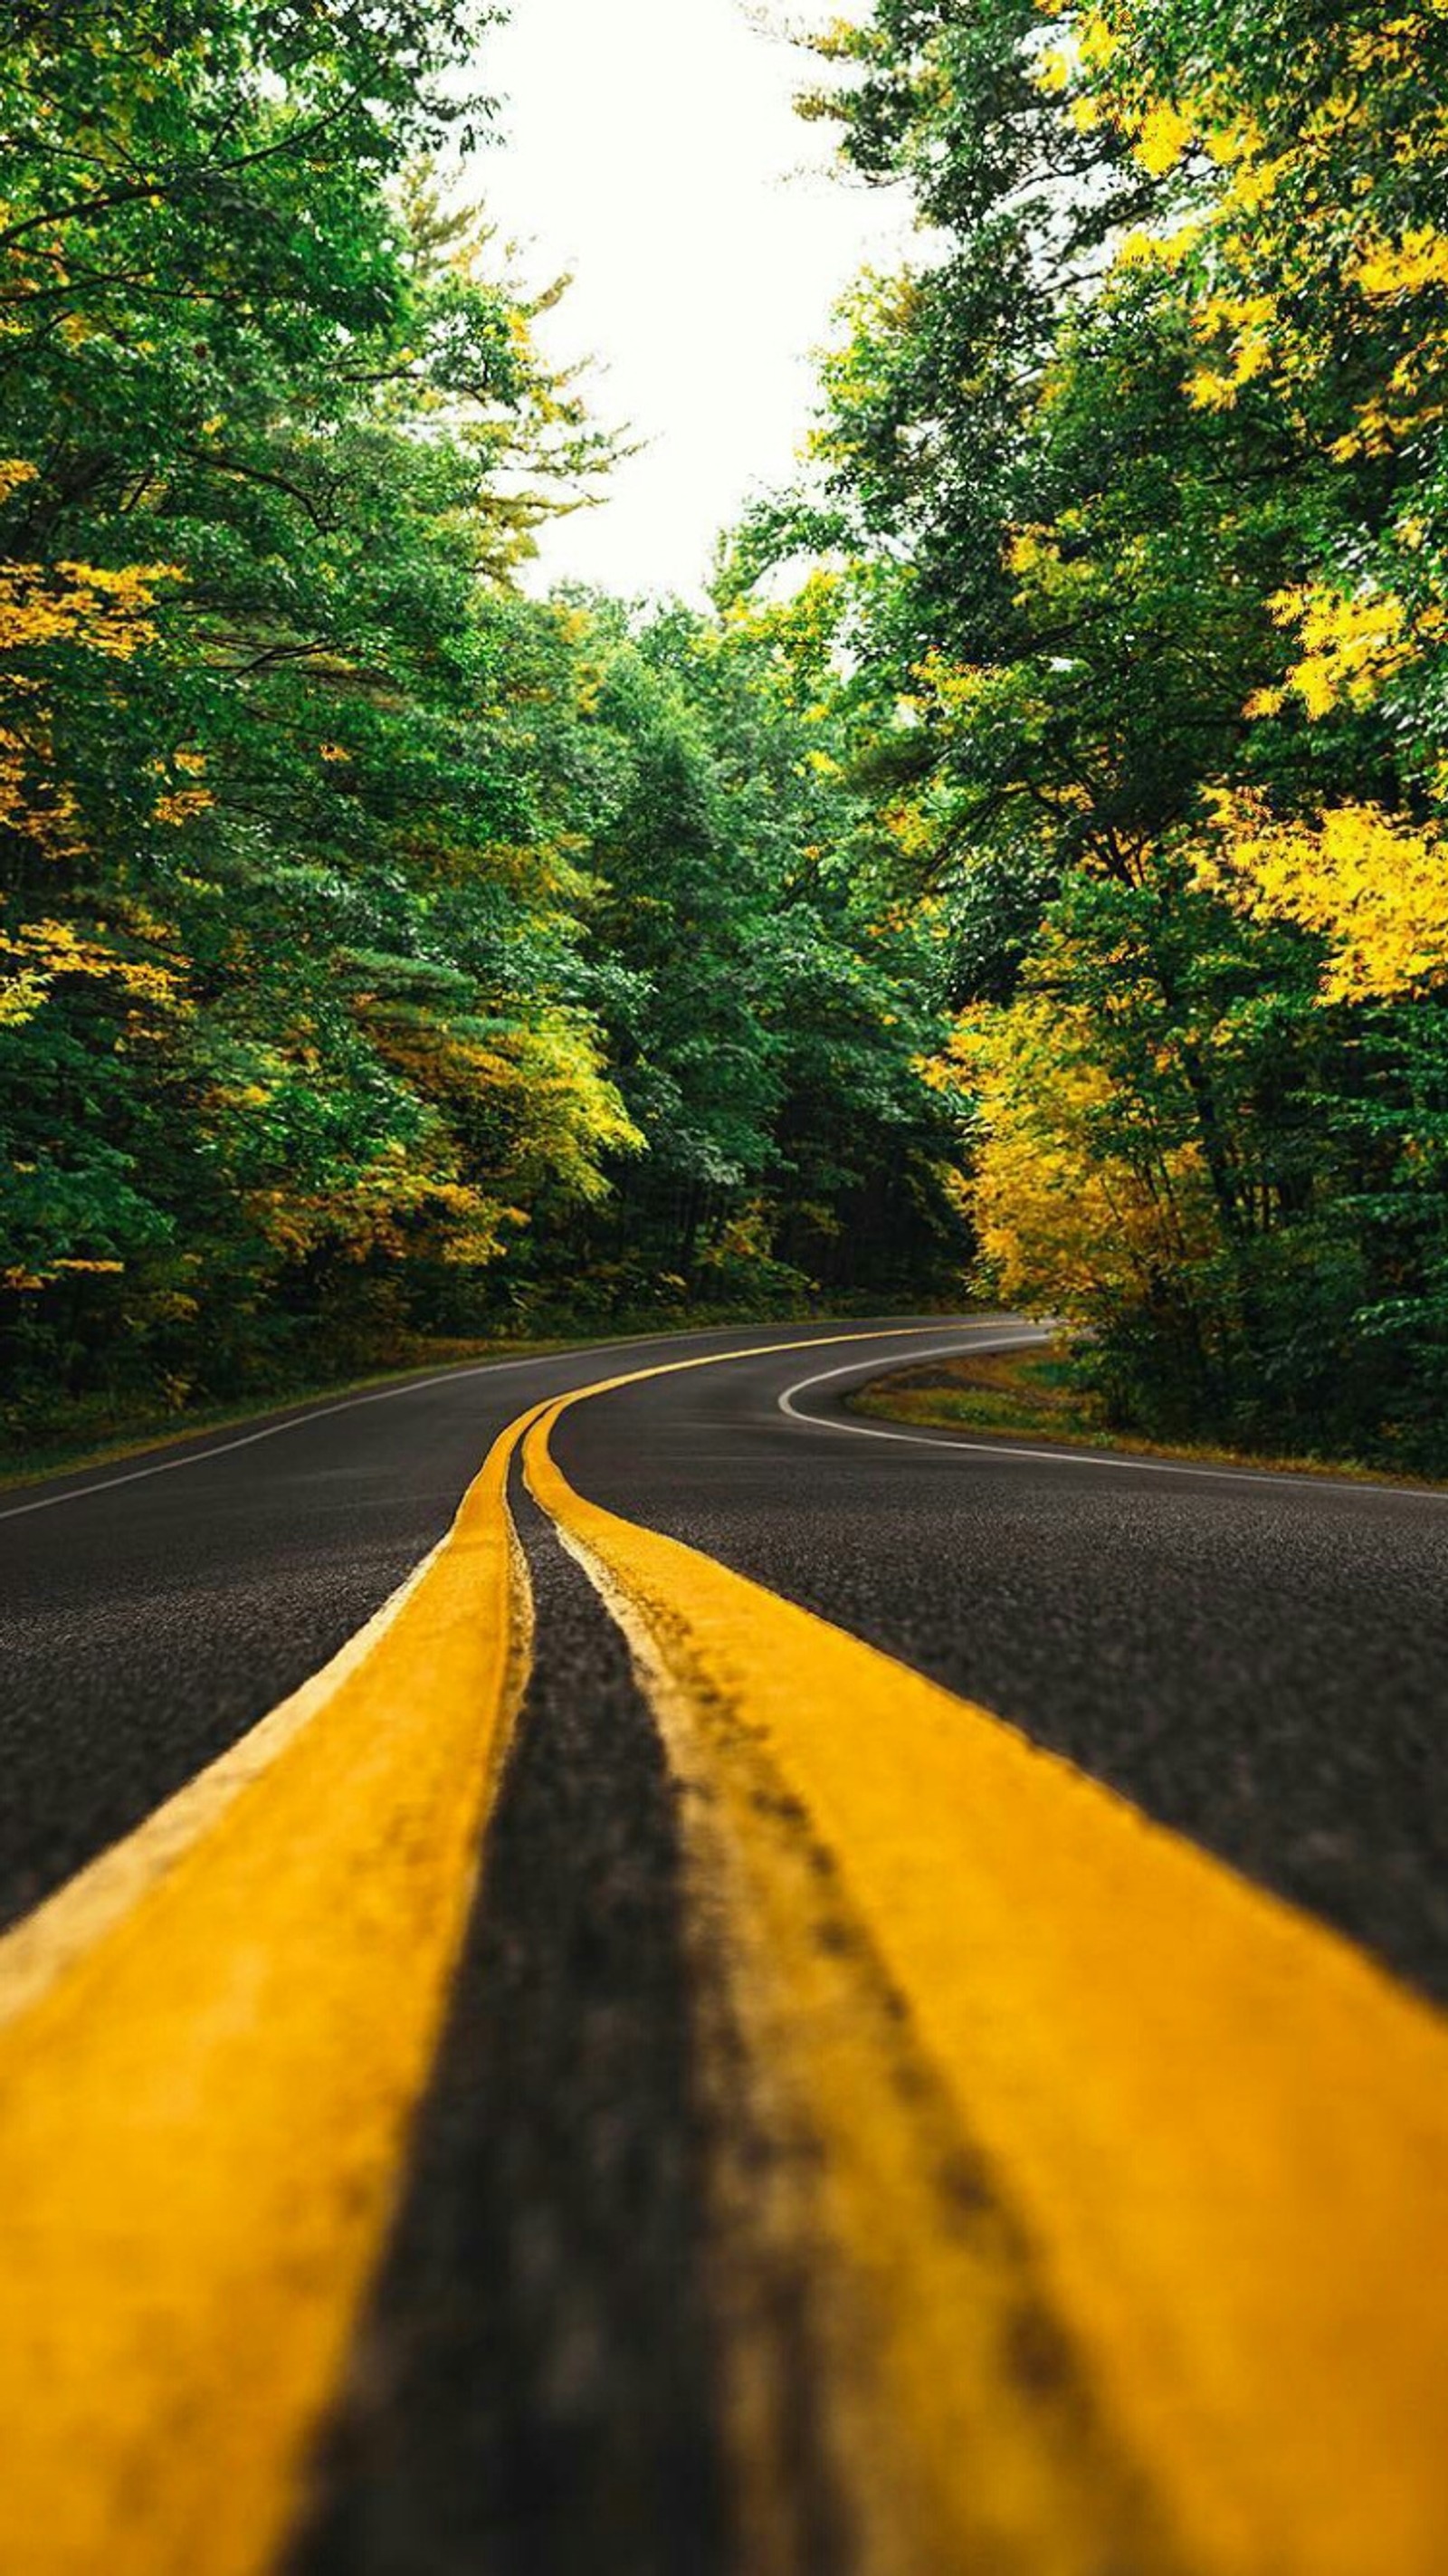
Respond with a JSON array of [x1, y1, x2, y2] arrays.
[[2, 1316, 1447, 2576]]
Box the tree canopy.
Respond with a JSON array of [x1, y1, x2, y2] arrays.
[[5, 0, 1447, 1469], [0, 0, 963, 1437], [751, 0, 1448, 1464]]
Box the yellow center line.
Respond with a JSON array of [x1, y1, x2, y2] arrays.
[[0, 1324, 956, 2576], [523, 1392, 1448, 2576], [0, 1403, 541, 2576]]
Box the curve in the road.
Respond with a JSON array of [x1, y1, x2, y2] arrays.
[[0, 1327, 992, 2576], [3, 1321, 1447, 2576]]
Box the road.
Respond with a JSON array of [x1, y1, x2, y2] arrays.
[[2, 1315, 1447, 2576]]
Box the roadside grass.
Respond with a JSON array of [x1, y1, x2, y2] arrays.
[[849, 1340, 1444, 1491]]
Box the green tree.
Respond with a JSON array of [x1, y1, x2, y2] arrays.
[[758, 0, 1448, 1463]]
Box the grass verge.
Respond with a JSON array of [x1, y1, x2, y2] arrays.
[[849, 1340, 1443, 1491]]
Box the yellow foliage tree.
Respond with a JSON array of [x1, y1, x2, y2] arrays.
[[1, 463, 183, 861], [932, 995, 1215, 1317], [1195, 797, 1448, 1004]]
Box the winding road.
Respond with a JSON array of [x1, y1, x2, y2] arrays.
[[3, 1315, 1447, 2576]]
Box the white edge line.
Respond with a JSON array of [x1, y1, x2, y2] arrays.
[[0, 1359, 561, 1524], [778, 1340, 1448, 1503], [0, 1321, 981, 2001], [0, 1321, 947, 1526]]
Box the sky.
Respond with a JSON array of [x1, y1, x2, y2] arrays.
[[475, 0, 908, 601]]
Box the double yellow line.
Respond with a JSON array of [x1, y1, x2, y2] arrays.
[[2, 1335, 1446, 2576]]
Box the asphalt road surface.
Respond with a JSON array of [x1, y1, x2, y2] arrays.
[[5, 1314, 1447, 2576], [6, 1314, 1446, 1991], [0, 1321, 963, 1934]]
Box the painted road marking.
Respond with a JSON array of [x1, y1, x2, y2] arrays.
[[0, 1326, 977, 2576], [0, 1321, 788, 1525], [526, 1390, 1448, 2576], [0, 1406, 539, 2576], [525, 1417, 1182, 2576], [7, 1315, 1440, 2575], [0, 1351, 566, 1524], [0, 1316, 987, 1527], [0, 1534, 448, 2036], [779, 1350, 1448, 1501]]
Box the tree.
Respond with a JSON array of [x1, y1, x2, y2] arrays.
[[752, 0, 1448, 1462]]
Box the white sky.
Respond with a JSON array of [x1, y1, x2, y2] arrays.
[[475, 0, 908, 601]]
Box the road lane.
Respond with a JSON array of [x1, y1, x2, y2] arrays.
[[551, 1335, 1448, 1999], [291, 1474, 737, 2576], [527, 1380, 1448, 2576], [3, 1318, 1446, 2576], [0, 1319, 961, 1932], [0, 1394, 531, 2576]]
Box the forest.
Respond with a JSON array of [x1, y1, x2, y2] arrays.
[[4, 0, 1448, 1471]]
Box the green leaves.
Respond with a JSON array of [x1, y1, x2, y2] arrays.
[[759, 0, 1448, 1464]]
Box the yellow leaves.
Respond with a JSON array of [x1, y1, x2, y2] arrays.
[[1204, 118, 1264, 169], [1348, 225, 1448, 301], [1077, 13, 1119, 71], [1032, 12, 1114, 114], [1196, 291, 1278, 339], [153, 788, 214, 828], [1113, 220, 1203, 273], [1186, 368, 1240, 412], [0, 549, 186, 854], [0, 459, 38, 506], [912, 649, 988, 711], [1222, 329, 1272, 386], [246, 1165, 508, 1270], [939, 994, 1212, 1314], [0, 724, 82, 861], [880, 793, 935, 863], [1184, 290, 1280, 406], [1195, 795, 1448, 1002], [0, 557, 179, 663], [1134, 101, 1195, 177], [1329, 398, 1396, 463], [0, 966, 49, 1030], [1263, 584, 1424, 718], [0, 919, 184, 1031], [1078, 4, 1448, 450], [319, 741, 351, 763], [1000, 519, 1103, 608], [1289, 658, 1339, 720], [209, 1083, 275, 1113], [1218, 150, 1289, 215], [0, 1247, 126, 1291]]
